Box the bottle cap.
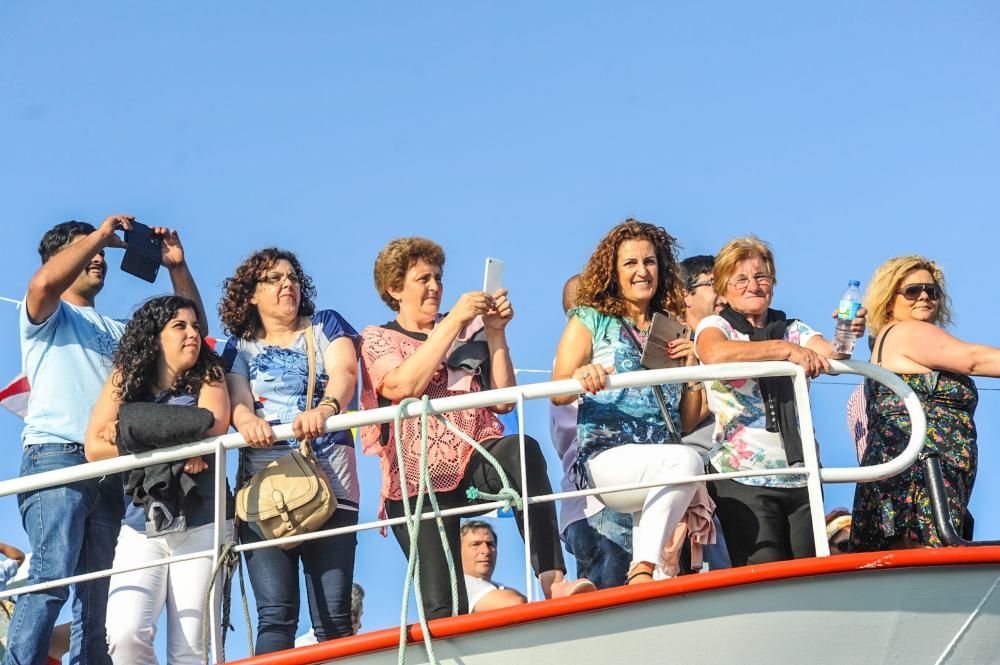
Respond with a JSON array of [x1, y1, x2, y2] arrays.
[[849, 280, 860, 287]]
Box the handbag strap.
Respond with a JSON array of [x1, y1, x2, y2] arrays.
[[301, 317, 318, 458], [618, 316, 683, 445]]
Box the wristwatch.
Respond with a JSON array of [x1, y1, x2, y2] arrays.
[[683, 382, 705, 394], [318, 396, 341, 414]]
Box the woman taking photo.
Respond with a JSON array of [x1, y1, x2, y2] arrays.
[[85, 295, 231, 665], [694, 236, 864, 566], [220, 248, 360, 652], [359, 237, 588, 620], [852, 256, 1000, 551], [552, 219, 704, 585]]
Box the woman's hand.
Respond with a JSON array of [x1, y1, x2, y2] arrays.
[[573, 363, 615, 394], [450, 291, 493, 325], [830, 306, 868, 338], [668, 338, 699, 366], [292, 404, 336, 443], [183, 456, 208, 474], [483, 289, 514, 331], [100, 419, 119, 446], [234, 413, 277, 448], [786, 343, 830, 378]]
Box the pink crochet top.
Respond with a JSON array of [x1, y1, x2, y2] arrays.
[[359, 323, 504, 503]]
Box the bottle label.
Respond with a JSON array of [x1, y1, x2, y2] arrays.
[[837, 299, 861, 320]]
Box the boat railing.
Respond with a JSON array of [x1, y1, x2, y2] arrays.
[[0, 359, 927, 662]]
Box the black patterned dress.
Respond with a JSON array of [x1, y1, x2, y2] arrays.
[[851, 369, 978, 550]]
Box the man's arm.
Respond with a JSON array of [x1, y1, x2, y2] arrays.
[[26, 215, 131, 324], [158, 227, 210, 335]]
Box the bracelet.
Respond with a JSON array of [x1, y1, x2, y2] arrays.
[[317, 396, 341, 414], [684, 382, 705, 393]]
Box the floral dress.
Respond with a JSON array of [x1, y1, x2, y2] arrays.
[[851, 369, 978, 550]]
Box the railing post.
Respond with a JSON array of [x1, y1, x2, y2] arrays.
[[792, 369, 831, 557], [517, 392, 534, 602], [210, 438, 228, 664]]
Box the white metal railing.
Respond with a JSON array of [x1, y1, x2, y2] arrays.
[[0, 360, 927, 662]]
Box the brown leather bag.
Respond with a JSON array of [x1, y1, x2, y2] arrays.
[[235, 323, 337, 549]]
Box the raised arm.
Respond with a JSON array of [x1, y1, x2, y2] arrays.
[[85, 371, 125, 462], [483, 288, 516, 413], [893, 321, 1000, 377], [158, 227, 210, 335], [26, 215, 131, 323], [379, 292, 490, 401]]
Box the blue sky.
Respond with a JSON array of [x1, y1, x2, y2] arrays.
[[2, 2, 999, 661]]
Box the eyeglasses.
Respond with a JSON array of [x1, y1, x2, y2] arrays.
[[831, 539, 851, 554], [259, 272, 301, 286], [728, 273, 774, 291], [688, 279, 714, 292], [896, 283, 941, 301]]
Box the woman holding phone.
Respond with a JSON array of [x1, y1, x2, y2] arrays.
[[359, 237, 590, 620], [552, 219, 705, 585]]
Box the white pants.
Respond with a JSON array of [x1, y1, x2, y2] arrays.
[[586, 444, 702, 566], [106, 521, 232, 665]]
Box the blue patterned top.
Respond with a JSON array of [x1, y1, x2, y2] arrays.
[[572, 306, 683, 468]]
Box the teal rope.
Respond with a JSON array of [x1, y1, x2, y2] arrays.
[[392, 396, 523, 665]]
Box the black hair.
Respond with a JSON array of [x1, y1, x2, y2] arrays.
[[679, 254, 716, 290], [38, 221, 97, 264], [112, 295, 224, 403]]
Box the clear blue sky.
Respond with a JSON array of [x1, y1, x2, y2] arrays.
[[2, 2, 999, 661]]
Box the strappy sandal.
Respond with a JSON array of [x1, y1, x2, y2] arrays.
[[626, 561, 656, 585]]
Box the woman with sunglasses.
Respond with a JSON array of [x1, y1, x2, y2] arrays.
[[694, 237, 865, 566], [851, 256, 1000, 551]]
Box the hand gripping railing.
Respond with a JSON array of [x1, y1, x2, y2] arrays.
[[0, 360, 927, 663]]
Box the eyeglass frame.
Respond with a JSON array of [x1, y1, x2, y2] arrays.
[[727, 272, 775, 291], [687, 278, 714, 292], [258, 271, 302, 286]]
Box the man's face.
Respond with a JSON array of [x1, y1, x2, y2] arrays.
[[683, 271, 722, 326], [461, 527, 497, 580], [65, 234, 108, 300]]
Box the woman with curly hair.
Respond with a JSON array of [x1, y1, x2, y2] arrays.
[[359, 237, 591, 620], [694, 237, 865, 566], [851, 256, 1000, 551], [84, 295, 232, 664], [552, 219, 705, 585], [219, 248, 359, 652]]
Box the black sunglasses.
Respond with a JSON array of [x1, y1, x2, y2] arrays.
[[897, 283, 941, 301]]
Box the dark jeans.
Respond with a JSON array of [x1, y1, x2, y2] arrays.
[[709, 472, 815, 567], [563, 509, 632, 589], [3, 443, 124, 665], [386, 434, 565, 619], [239, 508, 358, 654]]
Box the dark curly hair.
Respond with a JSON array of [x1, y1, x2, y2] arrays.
[[39, 221, 96, 264], [576, 219, 685, 318], [218, 248, 316, 339], [112, 295, 225, 404]]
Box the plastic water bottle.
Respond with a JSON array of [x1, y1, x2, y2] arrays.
[[832, 280, 862, 356]]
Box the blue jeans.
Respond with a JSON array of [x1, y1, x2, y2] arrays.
[[3, 443, 124, 665], [564, 509, 633, 589], [239, 509, 358, 654]]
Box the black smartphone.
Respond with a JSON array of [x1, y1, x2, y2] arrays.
[[121, 222, 162, 283], [639, 312, 690, 370]]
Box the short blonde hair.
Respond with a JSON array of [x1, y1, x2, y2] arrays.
[[864, 255, 952, 335], [372, 237, 446, 312], [712, 236, 777, 297]]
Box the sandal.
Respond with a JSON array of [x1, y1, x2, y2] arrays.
[[626, 561, 656, 585]]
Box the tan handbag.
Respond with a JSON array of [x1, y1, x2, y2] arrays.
[[235, 322, 337, 549]]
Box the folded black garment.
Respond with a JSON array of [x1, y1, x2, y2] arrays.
[[447, 327, 493, 390], [116, 401, 215, 537]]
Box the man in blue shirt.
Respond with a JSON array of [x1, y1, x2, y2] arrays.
[[4, 215, 208, 665]]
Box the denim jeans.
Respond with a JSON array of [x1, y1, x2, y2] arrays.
[[564, 509, 633, 589], [3, 443, 124, 665], [239, 509, 358, 654]]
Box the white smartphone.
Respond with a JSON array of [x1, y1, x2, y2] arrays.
[[483, 257, 504, 294]]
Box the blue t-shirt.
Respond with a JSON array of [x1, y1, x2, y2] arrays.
[[572, 306, 683, 467], [222, 310, 361, 510], [20, 299, 126, 446], [122, 392, 235, 532]]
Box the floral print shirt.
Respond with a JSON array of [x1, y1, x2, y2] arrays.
[[694, 314, 819, 488]]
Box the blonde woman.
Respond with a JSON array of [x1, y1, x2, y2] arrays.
[[851, 256, 1000, 551]]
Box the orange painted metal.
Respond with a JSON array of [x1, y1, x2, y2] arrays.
[[225, 546, 1000, 665]]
